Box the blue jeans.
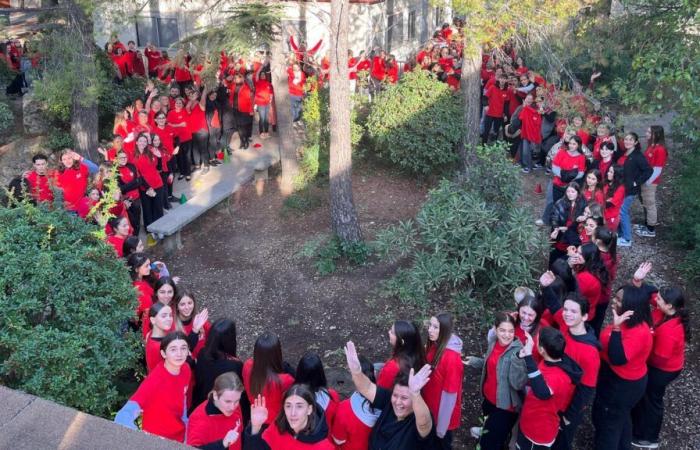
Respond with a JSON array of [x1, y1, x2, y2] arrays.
[[258, 104, 270, 133], [620, 195, 636, 241], [290, 95, 303, 122]]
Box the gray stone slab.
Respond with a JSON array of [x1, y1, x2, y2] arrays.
[[0, 386, 191, 449]]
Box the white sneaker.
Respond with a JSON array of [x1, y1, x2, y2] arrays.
[[617, 237, 632, 247], [470, 426, 482, 439], [535, 219, 545, 226]]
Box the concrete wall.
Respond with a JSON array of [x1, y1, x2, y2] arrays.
[[0, 385, 192, 449]]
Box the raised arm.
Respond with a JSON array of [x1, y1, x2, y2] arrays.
[[408, 365, 433, 438], [344, 341, 376, 403]]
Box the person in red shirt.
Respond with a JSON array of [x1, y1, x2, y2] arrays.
[[167, 97, 193, 181], [385, 55, 399, 84], [55, 149, 90, 212], [636, 125, 668, 238], [287, 63, 306, 123], [242, 332, 296, 426], [331, 356, 381, 450], [106, 215, 131, 257], [294, 352, 340, 429], [423, 313, 463, 448], [76, 186, 101, 221], [111, 46, 132, 80], [128, 252, 155, 329], [376, 320, 426, 389], [582, 169, 605, 205], [187, 372, 244, 450], [629, 264, 688, 448], [144, 43, 162, 78], [173, 50, 193, 91], [483, 77, 509, 144], [255, 72, 274, 138], [569, 243, 608, 323], [175, 291, 211, 359], [603, 165, 625, 232], [115, 150, 142, 235], [370, 49, 386, 95], [347, 49, 360, 93], [244, 384, 334, 450], [518, 93, 543, 173], [289, 33, 323, 65], [186, 87, 210, 171], [589, 226, 618, 336], [145, 302, 176, 372], [464, 312, 527, 450], [24, 153, 54, 204], [517, 327, 582, 449], [230, 73, 255, 149], [591, 123, 617, 161], [551, 135, 586, 204], [132, 133, 164, 229], [514, 295, 549, 364], [593, 283, 653, 450], [115, 331, 191, 442]]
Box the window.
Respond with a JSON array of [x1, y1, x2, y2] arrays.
[[135, 17, 179, 48], [435, 7, 443, 28], [386, 12, 403, 50], [408, 10, 416, 40]]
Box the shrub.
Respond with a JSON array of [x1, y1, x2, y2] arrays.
[[299, 234, 371, 275], [0, 200, 141, 416], [366, 70, 462, 176], [45, 129, 75, 152], [0, 101, 13, 133], [374, 144, 547, 321]]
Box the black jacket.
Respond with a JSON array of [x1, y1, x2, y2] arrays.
[[622, 149, 652, 196], [550, 196, 587, 228]]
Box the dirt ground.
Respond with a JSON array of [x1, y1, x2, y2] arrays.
[[155, 161, 700, 449]]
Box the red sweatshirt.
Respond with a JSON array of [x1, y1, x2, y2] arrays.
[[600, 322, 653, 380], [370, 56, 386, 81], [133, 152, 164, 190], [287, 67, 306, 97], [519, 105, 543, 143], [649, 295, 685, 372], [254, 79, 273, 106], [485, 84, 509, 118], [55, 163, 89, 211], [575, 270, 602, 322], [552, 150, 586, 188], [376, 358, 400, 390], [25, 171, 54, 203], [187, 399, 243, 450], [603, 184, 625, 232]]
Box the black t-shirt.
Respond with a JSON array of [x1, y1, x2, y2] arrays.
[[368, 387, 435, 450]]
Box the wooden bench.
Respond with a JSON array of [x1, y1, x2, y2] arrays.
[[147, 151, 278, 254]]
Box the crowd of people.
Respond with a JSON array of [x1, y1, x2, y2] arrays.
[[3, 17, 689, 450]]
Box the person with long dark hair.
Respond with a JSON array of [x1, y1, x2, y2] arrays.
[[115, 331, 191, 442], [592, 282, 653, 449], [132, 133, 164, 229], [376, 320, 426, 389], [423, 313, 463, 449], [551, 135, 586, 205], [115, 150, 142, 235], [231, 73, 255, 150], [187, 372, 245, 450], [635, 126, 668, 238], [55, 149, 92, 212], [331, 355, 381, 450], [590, 227, 618, 336], [204, 87, 223, 166], [631, 263, 689, 448], [244, 384, 334, 449], [604, 164, 625, 233], [187, 86, 211, 172], [465, 312, 527, 450], [242, 332, 295, 426], [549, 182, 587, 266], [514, 295, 548, 363], [618, 132, 652, 247], [295, 352, 340, 428], [167, 96, 193, 181], [569, 242, 608, 325], [127, 252, 155, 328], [174, 291, 210, 359]]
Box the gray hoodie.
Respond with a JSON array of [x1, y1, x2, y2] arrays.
[[467, 337, 527, 411]]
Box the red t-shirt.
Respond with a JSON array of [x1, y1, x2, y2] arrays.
[[188, 104, 208, 134], [386, 65, 399, 84], [134, 280, 154, 321], [55, 163, 89, 211], [552, 310, 600, 388], [187, 400, 243, 450], [649, 296, 685, 372], [482, 342, 507, 407], [153, 125, 176, 153], [520, 362, 577, 445], [130, 362, 191, 442], [167, 109, 193, 142], [242, 359, 295, 425], [107, 235, 126, 257], [592, 136, 615, 160], [600, 322, 653, 380], [423, 345, 463, 430], [134, 152, 164, 190], [576, 270, 602, 322], [583, 188, 605, 205], [174, 65, 192, 83], [485, 84, 509, 118], [331, 398, 373, 450], [254, 79, 273, 106], [603, 184, 625, 232], [370, 56, 386, 81], [376, 358, 400, 390], [287, 67, 306, 97], [25, 171, 54, 203], [519, 105, 542, 143], [144, 48, 162, 73], [261, 422, 334, 450], [356, 59, 370, 73], [145, 335, 164, 373], [644, 144, 668, 185], [117, 164, 140, 200], [552, 150, 586, 187]]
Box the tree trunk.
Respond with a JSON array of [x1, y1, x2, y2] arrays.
[[65, 0, 98, 160], [458, 40, 482, 173], [270, 32, 299, 196], [329, 0, 362, 242]]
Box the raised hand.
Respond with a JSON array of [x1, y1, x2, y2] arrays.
[[408, 364, 432, 395], [223, 420, 241, 447], [250, 395, 268, 432], [193, 308, 209, 333], [344, 341, 362, 374], [539, 270, 556, 287], [612, 308, 634, 328], [519, 331, 534, 357], [634, 261, 652, 282]]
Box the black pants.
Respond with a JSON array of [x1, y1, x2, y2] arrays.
[[483, 115, 504, 144], [234, 110, 253, 143], [208, 127, 221, 157], [480, 399, 519, 450], [177, 139, 192, 176], [192, 130, 210, 166], [592, 363, 647, 450], [553, 397, 591, 450], [516, 431, 551, 450], [589, 302, 609, 338], [631, 366, 681, 443], [140, 187, 164, 229], [125, 197, 142, 236], [220, 126, 235, 152], [435, 430, 453, 450], [159, 172, 172, 209]]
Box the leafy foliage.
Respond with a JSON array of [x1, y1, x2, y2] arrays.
[[367, 70, 462, 176], [0, 59, 16, 88], [0, 201, 140, 416], [374, 144, 546, 317], [45, 129, 75, 152], [0, 101, 13, 133], [299, 235, 371, 275]]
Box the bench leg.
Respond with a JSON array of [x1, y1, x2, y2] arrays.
[[162, 231, 183, 255]]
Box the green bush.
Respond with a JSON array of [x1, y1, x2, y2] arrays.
[[669, 152, 700, 283], [0, 201, 141, 416], [299, 234, 371, 275], [45, 129, 75, 152], [0, 101, 13, 133], [366, 70, 462, 176], [374, 144, 546, 318]]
